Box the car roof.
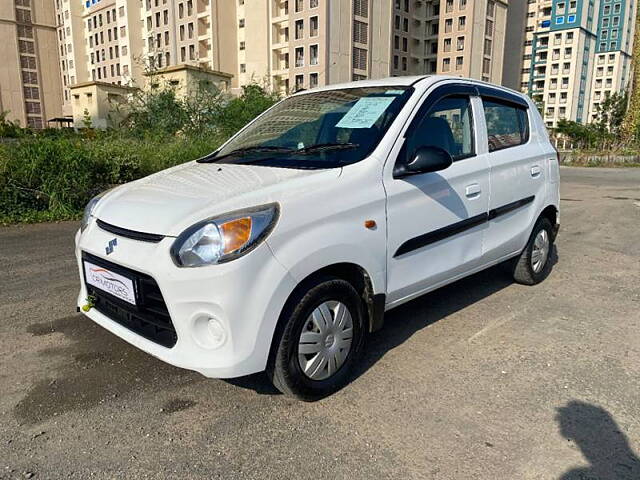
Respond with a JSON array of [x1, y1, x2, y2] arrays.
[[292, 75, 527, 101]]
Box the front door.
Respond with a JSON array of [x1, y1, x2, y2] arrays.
[[384, 85, 490, 306]]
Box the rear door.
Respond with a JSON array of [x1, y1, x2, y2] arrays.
[[384, 83, 490, 306], [477, 87, 548, 262]]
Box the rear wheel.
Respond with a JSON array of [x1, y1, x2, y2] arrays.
[[512, 217, 555, 285], [267, 278, 365, 401]]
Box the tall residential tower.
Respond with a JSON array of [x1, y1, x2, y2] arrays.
[[520, 0, 636, 128], [1, 0, 63, 128]]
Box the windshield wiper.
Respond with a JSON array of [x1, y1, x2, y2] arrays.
[[198, 146, 294, 163], [296, 143, 359, 154]]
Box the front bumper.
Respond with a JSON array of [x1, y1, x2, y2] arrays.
[[75, 220, 297, 378]]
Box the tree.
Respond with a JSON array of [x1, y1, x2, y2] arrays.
[[593, 91, 628, 136]]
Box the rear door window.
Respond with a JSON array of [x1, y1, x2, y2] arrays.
[[482, 100, 529, 152]]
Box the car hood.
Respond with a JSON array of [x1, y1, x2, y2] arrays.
[[94, 161, 341, 236]]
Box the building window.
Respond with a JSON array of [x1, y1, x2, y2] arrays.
[[484, 39, 492, 55], [458, 16, 466, 30], [456, 56, 463, 70], [482, 58, 490, 74], [487, 0, 495, 16], [310, 44, 318, 65], [485, 19, 493, 35], [456, 36, 464, 51], [353, 20, 369, 44], [295, 74, 304, 90], [310, 0, 318, 8], [353, 0, 368, 17], [353, 47, 367, 70], [309, 72, 318, 88], [295, 46, 304, 67], [239, 18, 245, 28], [310, 16, 319, 37], [443, 38, 451, 52], [442, 57, 450, 72], [239, 41, 245, 50], [295, 19, 303, 39], [240, 63, 246, 72]]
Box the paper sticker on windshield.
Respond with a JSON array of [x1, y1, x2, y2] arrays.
[[385, 90, 405, 95], [335, 97, 395, 129]]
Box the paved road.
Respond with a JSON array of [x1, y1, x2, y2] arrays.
[[1, 167, 639, 479]]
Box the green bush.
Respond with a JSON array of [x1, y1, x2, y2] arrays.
[[0, 135, 222, 223], [0, 81, 279, 224]]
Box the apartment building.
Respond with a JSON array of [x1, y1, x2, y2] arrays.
[[234, 0, 519, 94], [0, 0, 63, 128], [587, 0, 637, 121], [521, 0, 636, 128], [52, 0, 535, 126], [55, 0, 143, 116], [54, 0, 236, 118]]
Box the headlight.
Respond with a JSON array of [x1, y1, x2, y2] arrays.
[[80, 189, 112, 232], [171, 204, 279, 267]]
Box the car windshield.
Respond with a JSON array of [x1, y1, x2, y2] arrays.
[[203, 86, 414, 169]]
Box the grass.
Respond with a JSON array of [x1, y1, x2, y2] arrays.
[[0, 133, 223, 224]]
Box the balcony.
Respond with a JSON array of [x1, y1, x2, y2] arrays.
[[197, 0, 209, 16], [271, 0, 289, 20]]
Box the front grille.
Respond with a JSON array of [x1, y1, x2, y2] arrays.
[[96, 219, 165, 243], [82, 252, 177, 348]]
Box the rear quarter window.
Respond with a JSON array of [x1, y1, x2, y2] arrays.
[[483, 100, 529, 152]]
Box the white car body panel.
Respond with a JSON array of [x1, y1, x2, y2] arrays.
[[75, 75, 560, 379]]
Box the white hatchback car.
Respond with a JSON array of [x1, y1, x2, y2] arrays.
[[76, 76, 559, 400]]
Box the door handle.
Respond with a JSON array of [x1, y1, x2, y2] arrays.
[[531, 165, 542, 177], [465, 184, 481, 198]]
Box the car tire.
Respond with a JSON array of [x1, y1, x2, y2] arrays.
[[512, 217, 555, 285], [267, 277, 366, 401]]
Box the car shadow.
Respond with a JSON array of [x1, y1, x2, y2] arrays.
[[556, 400, 640, 479], [354, 262, 516, 379], [229, 246, 558, 396]]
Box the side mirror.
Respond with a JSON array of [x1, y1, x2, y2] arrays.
[[401, 146, 453, 177]]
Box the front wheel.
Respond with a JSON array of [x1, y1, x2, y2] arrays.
[[267, 278, 366, 401], [511, 217, 555, 285]]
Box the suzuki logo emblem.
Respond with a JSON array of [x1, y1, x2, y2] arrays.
[[105, 238, 117, 255]]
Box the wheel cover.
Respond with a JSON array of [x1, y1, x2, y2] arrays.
[[297, 300, 354, 381], [531, 229, 550, 273]]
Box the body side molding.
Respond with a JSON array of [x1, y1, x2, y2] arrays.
[[394, 195, 535, 258]]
